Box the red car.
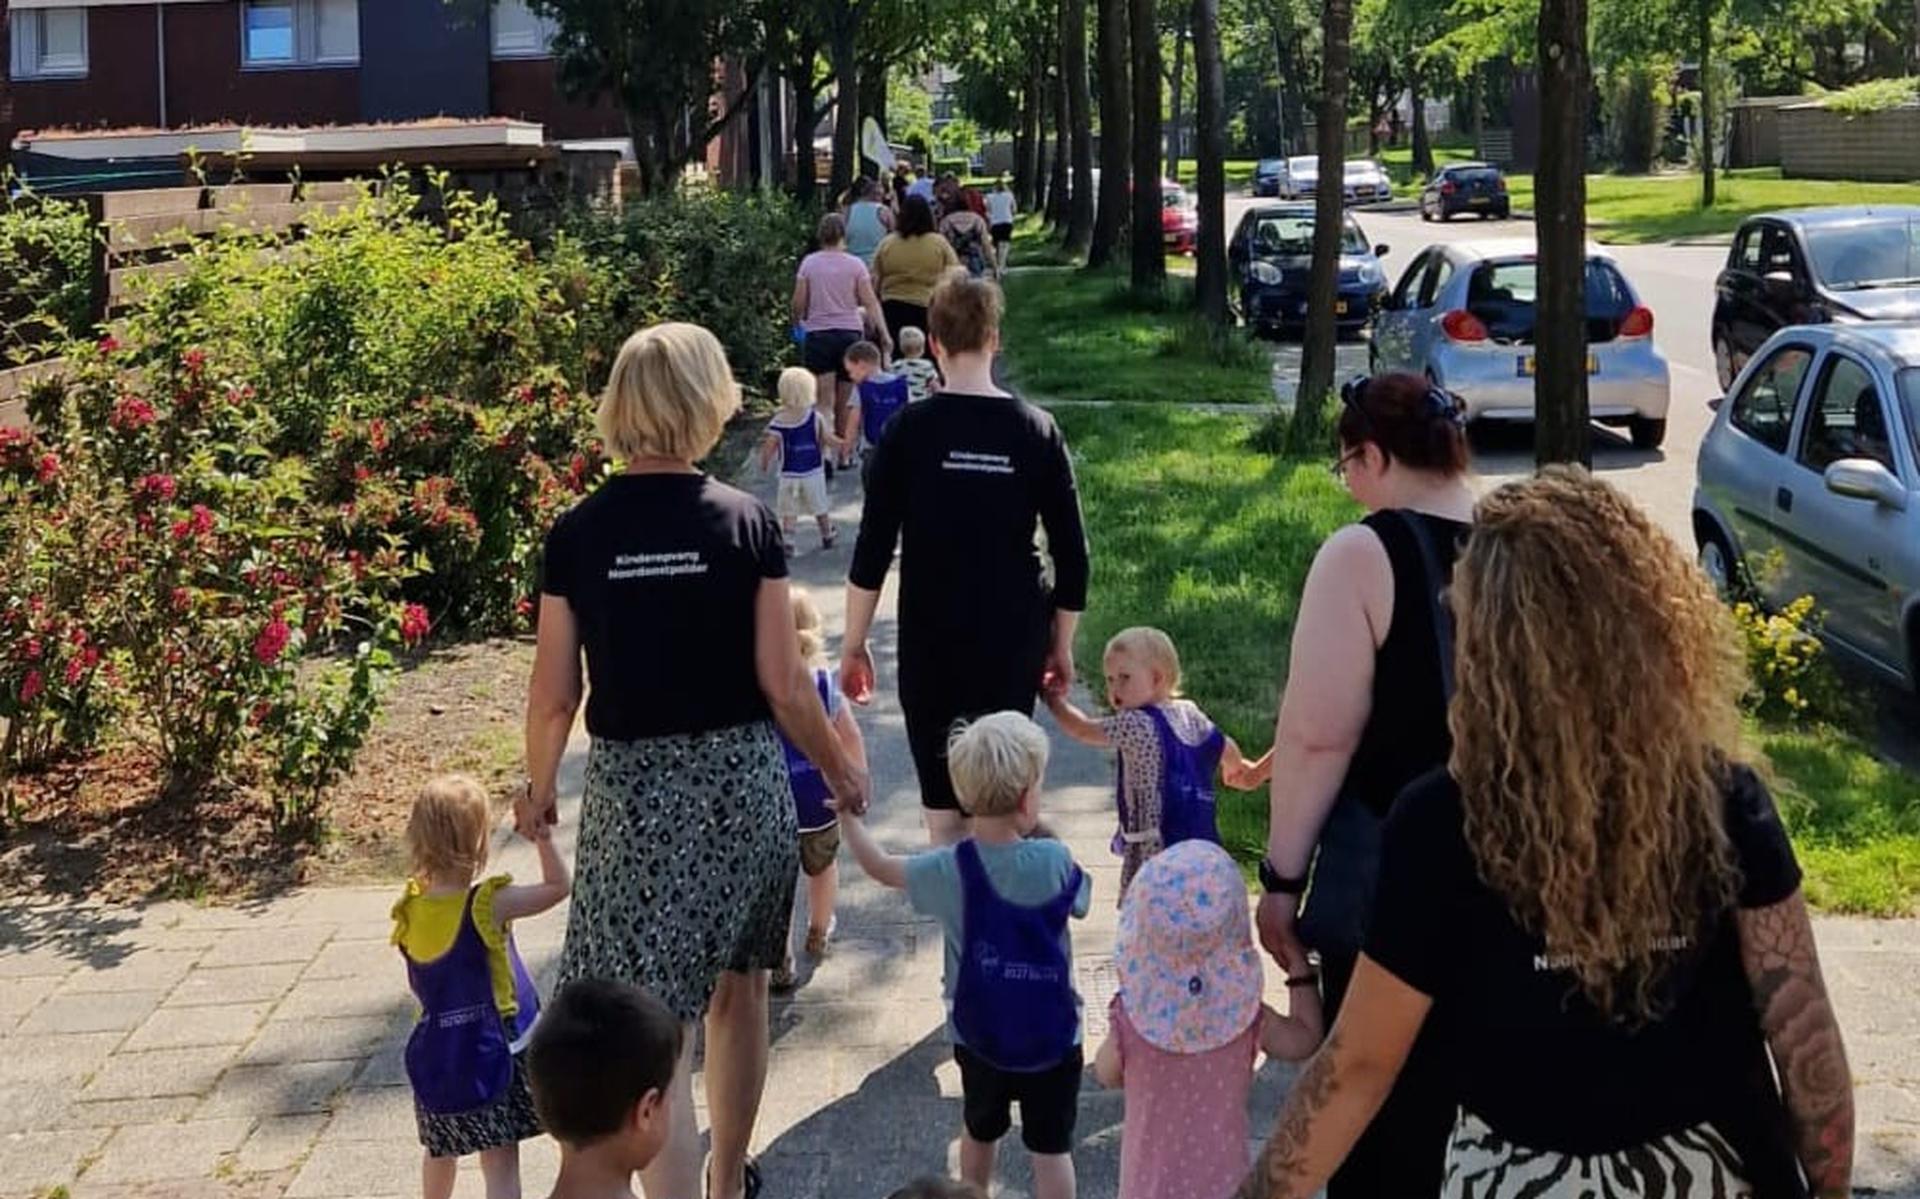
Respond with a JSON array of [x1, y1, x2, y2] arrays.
[[1161, 180, 1197, 255]]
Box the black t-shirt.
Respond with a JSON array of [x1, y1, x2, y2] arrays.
[[1367, 766, 1806, 1195], [541, 474, 787, 740], [848, 392, 1090, 676]]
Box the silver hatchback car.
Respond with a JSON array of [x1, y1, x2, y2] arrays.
[[1695, 322, 1920, 688], [1370, 239, 1673, 448]]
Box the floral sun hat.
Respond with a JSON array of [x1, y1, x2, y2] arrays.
[[1116, 839, 1263, 1055]]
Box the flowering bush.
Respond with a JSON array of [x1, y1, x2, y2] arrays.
[[1733, 596, 1847, 724]]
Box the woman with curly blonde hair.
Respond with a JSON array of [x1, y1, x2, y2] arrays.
[[1238, 469, 1853, 1199]]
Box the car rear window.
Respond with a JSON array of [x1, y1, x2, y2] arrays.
[[1456, 168, 1502, 186], [1464, 259, 1638, 344], [1806, 218, 1920, 289]]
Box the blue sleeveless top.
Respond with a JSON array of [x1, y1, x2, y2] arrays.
[[401, 887, 541, 1114], [771, 413, 824, 477], [858, 373, 911, 446], [846, 201, 888, 264], [951, 839, 1084, 1071], [778, 669, 838, 832]]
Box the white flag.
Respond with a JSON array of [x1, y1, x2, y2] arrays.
[[861, 117, 896, 173]]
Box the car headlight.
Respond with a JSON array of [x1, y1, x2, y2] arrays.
[[1251, 261, 1284, 285]]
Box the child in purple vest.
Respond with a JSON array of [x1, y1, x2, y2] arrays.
[[771, 590, 868, 992], [393, 774, 571, 1199], [1044, 627, 1271, 897], [839, 713, 1090, 1199], [844, 338, 911, 457], [760, 366, 844, 554]]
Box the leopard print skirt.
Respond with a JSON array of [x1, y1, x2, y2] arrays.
[[556, 722, 799, 1022], [1444, 1109, 1756, 1198]]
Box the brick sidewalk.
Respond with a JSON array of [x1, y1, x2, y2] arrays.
[[5, 471, 1918, 1198]]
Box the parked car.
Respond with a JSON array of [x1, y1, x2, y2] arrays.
[[1279, 156, 1318, 199], [1227, 203, 1390, 338], [1343, 159, 1392, 205], [1711, 207, 1920, 392], [1419, 162, 1511, 222], [1252, 158, 1286, 197], [1694, 321, 1920, 688], [1370, 239, 1671, 447], [1162, 180, 1197, 255]]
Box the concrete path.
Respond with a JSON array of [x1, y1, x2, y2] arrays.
[[4, 463, 1919, 1198]]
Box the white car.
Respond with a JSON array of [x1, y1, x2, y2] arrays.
[[1279, 156, 1318, 200], [1343, 160, 1391, 205], [1370, 239, 1673, 448]]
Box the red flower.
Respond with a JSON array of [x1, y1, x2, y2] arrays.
[[81, 646, 100, 669], [181, 349, 207, 375], [515, 597, 535, 622], [248, 701, 274, 727], [69, 628, 88, 647], [23, 638, 42, 661], [173, 504, 216, 541], [399, 603, 431, 645], [110, 396, 158, 431], [19, 670, 44, 703], [135, 473, 177, 503], [253, 618, 292, 665], [64, 659, 86, 686], [98, 335, 120, 354], [35, 453, 60, 484], [170, 587, 192, 612], [368, 418, 391, 453]]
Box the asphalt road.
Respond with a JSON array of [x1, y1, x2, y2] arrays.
[[1227, 195, 1731, 547]]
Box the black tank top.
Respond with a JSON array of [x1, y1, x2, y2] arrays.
[[1339, 509, 1470, 818]]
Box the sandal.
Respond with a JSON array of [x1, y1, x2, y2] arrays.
[[705, 1159, 763, 1199], [804, 916, 837, 959], [770, 957, 797, 993], [821, 529, 838, 550]]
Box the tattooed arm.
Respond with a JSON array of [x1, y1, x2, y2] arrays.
[[1735, 889, 1853, 1199], [1235, 955, 1432, 1199]]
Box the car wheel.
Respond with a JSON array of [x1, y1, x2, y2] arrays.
[[1697, 526, 1739, 599], [1439, 209, 1453, 223], [1712, 333, 1739, 393], [1420, 204, 1433, 222], [1629, 417, 1667, 450]]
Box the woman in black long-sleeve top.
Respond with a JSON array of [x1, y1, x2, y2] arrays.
[[840, 275, 1090, 844]]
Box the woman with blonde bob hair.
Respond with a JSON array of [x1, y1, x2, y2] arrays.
[[1239, 469, 1853, 1199], [520, 322, 871, 1199]]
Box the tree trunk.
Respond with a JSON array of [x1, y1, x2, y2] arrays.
[[1129, 0, 1165, 289], [790, 59, 819, 206], [861, 52, 888, 158], [1192, 0, 1227, 326], [1535, 0, 1592, 467], [1167, 15, 1189, 183], [1048, 54, 1071, 228], [1411, 71, 1434, 177], [1064, 0, 1096, 256], [1286, 0, 1353, 448], [828, 19, 860, 200], [1020, 59, 1046, 211], [1699, 0, 1716, 207], [1090, 0, 1132, 268], [1273, 24, 1290, 153], [1469, 64, 1484, 147]]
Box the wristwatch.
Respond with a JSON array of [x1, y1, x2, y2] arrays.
[[1258, 857, 1308, 896]]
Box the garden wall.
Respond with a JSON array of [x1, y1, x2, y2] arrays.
[[1779, 103, 1920, 180]]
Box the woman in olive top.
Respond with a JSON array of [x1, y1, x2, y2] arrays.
[[521, 323, 870, 1199], [870, 195, 960, 350], [841, 276, 1090, 845]]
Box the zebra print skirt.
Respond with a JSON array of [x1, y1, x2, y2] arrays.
[[1444, 1109, 1755, 1198]]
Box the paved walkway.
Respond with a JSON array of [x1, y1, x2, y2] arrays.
[[5, 467, 1920, 1198]]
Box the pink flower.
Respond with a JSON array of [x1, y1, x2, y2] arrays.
[[110, 396, 158, 432], [64, 659, 86, 686], [253, 618, 292, 665], [515, 597, 534, 622], [23, 638, 42, 661], [135, 473, 177, 503], [19, 670, 44, 703], [399, 603, 431, 645], [35, 453, 60, 484]]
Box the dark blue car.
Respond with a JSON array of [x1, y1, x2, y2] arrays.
[[1228, 204, 1390, 337]]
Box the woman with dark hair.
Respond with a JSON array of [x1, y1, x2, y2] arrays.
[[871, 195, 959, 349], [841, 275, 1089, 845], [1239, 469, 1852, 1199], [1251, 372, 1475, 1196]]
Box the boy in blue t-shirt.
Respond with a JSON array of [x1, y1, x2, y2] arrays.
[[844, 339, 911, 457], [838, 712, 1089, 1199]]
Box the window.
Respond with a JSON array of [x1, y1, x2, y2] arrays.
[[1460, 258, 1637, 343], [1733, 227, 1763, 273], [1760, 225, 1802, 278], [1806, 218, 1920, 290], [1391, 251, 1430, 309], [1731, 344, 1814, 455], [1417, 254, 1454, 308], [492, 0, 558, 58], [243, 0, 358, 67], [1799, 354, 1895, 473], [10, 8, 88, 79]]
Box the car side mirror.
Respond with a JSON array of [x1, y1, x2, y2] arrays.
[[1825, 458, 1909, 510], [1374, 244, 1390, 257], [1707, 395, 1725, 412]]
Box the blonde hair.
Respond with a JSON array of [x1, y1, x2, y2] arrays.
[[776, 366, 816, 416], [598, 323, 740, 463], [947, 712, 1050, 817], [898, 326, 927, 357], [406, 774, 491, 883], [1104, 627, 1182, 696], [1449, 467, 1746, 1024], [791, 590, 824, 664]]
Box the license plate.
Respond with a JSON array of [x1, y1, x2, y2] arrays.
[[1335, 300, 1349, 315], [1519, 354, 1599, 376], [1469, 195, 1491, 205]]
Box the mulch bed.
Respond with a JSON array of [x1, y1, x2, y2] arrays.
[[0, 638, 535, 903]]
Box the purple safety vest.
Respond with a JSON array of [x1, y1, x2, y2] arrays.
[[1114, 704, 1226, 853], [951, 839, 1083, 1071], [772, 414, 824, 477], [401, 887, 542, 1115], [778, 670, 837, 833], [858, 374, 910, 446]]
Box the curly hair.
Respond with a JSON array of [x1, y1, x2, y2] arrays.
[[1448, 467, 1748, 1023]]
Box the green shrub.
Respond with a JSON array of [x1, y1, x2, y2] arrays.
[[1732, 595, 1846, 724], [0, 182, 95, 363], [1604, 64, 1671, 174], [1823, 77, 1919, 118]]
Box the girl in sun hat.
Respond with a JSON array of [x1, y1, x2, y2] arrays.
[[1092, 840, 1324, 1199]]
